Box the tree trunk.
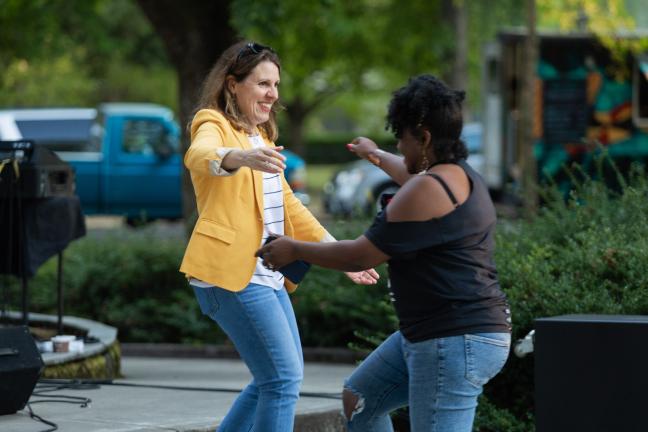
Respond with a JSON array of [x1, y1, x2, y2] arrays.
[[520, 0, 538, 213], [285, 98, 308, 158], [441, 0, 468, 104], [136, 0, 236, 231], [452, 0, 469, 118]]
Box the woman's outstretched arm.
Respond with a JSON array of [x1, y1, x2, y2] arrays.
[[256, 235, 389, 273]]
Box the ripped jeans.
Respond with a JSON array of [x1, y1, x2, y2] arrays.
[[343, 331, 510, 432]]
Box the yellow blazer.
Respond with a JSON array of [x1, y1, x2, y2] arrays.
[[179, 109, 327, 292]]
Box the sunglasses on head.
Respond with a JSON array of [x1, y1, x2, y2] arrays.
[[236, 42, 274, 61]]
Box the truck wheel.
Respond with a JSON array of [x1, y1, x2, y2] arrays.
[[125, 217, 151, 227]]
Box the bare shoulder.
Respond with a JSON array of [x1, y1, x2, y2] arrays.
[[429, 164, 470, 203], [386, 164, 470, 222]]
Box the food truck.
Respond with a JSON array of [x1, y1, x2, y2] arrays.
[[481, 28, 648, 193]]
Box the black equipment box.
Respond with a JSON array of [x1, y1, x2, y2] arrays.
[[0, 326, 44, 415], [535, 314, 648, 432], [0, 140, 74, 198]]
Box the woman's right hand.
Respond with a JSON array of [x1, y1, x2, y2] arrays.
[[224, 146, 287, 173], [346, 137, 379, 163]]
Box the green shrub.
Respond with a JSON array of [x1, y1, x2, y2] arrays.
[[278, 133, 397, 164], [2, 217, 394, 347], [293, 217, 398, 347], [480, 162, 648, 430], [2, 230, 223, 344]]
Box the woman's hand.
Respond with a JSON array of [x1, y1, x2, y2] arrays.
[[223, 146, 287, 173], [346, 137, 379, 163], [344, 269, 380, 285], [255, 234, 296, 270]]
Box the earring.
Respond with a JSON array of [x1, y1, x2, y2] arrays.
[[420, 152, 429, 172], [225, 92, 240, 116]]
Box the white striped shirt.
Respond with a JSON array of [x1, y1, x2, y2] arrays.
[[248, 134, 285, 290]]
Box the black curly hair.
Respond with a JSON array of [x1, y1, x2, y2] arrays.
[[386, 74, 468, 165]]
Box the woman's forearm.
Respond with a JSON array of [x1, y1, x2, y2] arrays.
[[369, 149, 412, 186], [221, 147, 286, 172], [293, 240, 372, 272]]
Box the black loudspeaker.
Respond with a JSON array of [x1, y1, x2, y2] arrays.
[[0, 326, 44, 415], [535, 314, 648, 432]]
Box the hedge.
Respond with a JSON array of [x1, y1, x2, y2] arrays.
[[277, 132, 397, 164], [0, 218, 392, 348], [476, 162, 648, 430]]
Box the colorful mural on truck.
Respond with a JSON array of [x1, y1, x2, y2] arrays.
[[534, 47, 648, 190]]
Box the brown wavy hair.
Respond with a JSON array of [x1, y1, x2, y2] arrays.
[[194, 41, 282, 141]]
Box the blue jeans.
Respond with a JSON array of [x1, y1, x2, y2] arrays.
[[344, 331, 510, 432], [192, 283, 303, 432]]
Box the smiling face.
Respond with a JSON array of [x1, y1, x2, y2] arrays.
[[229, 60, 280, 130], [397, 128, 433, 174]]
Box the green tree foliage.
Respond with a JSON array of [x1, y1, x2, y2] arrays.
[[232, 0, 526, 148], [1, 56, 98, 106], [538, 0, 633, 31], [538, 0, 648, 79], [0, 0, 99, 66], [232, 0, 381, 154], [0, 0, 176, 109]]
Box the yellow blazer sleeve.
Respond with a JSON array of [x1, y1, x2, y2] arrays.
[[185, 109, 238, 176], [282, 175, 327, 243]]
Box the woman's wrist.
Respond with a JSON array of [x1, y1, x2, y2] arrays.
[[367, 149, 386, 167], [221, 149, 245, 170]]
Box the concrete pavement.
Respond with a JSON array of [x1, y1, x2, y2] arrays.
[[0, 356, 355, 432]]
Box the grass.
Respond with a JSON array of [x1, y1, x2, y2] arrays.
[[304, 163, 344, 221], [306, 163, 343, 193]]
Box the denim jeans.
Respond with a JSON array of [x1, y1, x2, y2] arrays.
[[192, 283, 303, 432], [344, 331, 510, 432]]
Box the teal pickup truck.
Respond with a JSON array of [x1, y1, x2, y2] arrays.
[[0, 103, 309, 221]]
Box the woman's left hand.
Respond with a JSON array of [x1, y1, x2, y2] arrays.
[[255, 235, 296, 271], [344, 269, 380, 285]]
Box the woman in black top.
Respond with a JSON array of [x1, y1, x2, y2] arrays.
[[257, 75, 511, 431]]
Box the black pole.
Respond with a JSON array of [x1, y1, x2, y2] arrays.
[[57, 252, 64, 334], [21, 276, 28, 325]]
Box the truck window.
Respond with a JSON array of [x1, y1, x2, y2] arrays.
[[15, 118, 94, 152], [122, 119, 166, 155]]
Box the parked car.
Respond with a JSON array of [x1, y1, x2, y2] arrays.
[[0, 105, 309, 220], [323, 122, 483, 216], [281, 148, 309, 205]]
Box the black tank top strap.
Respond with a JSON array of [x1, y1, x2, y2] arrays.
[[425, 173, 459, 207]]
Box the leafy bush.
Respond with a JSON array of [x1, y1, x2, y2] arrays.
[[1, 217, 393, 347], [293, 217, 397, 347], [278, 133, 397, 164], [2, 230, 221, 344], [479, 162, 648, 430]]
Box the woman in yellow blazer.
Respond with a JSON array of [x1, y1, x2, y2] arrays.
[[180, 41, 378, 431]]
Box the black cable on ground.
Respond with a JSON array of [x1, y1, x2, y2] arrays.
[[38, 378, 341, 399], [26, 404, 57, 432], [24, 381, 93, 432], [27, 377, 340, 432]]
